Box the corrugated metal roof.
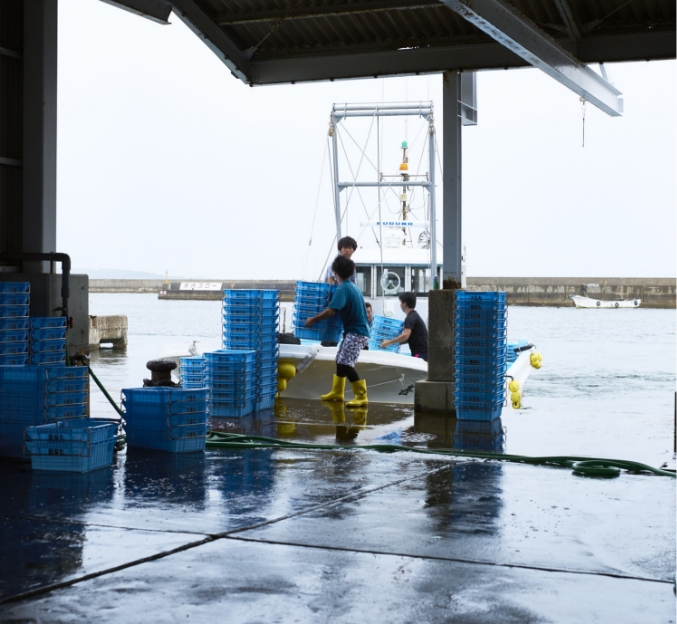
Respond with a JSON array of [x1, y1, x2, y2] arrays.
[[172, 0, 676, 84]]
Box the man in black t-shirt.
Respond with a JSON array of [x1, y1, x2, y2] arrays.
[[380, 292, 428, 361]]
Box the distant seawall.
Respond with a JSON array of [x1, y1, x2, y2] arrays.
[[88, 277, 676, 308]]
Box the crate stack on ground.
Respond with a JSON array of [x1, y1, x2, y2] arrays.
[[454, 291, 508, 421], [30, 317, 67, 365], [122, 387, 210, 453], [180, 356, 205, 389], [222, 289, 279, 412], [292, 281, 343, 343], [24, 418, 118, 472], [0, 365, 89, 458], [204, 349, 257, 417], [368, 315, 404, 353], [0, 282, 30, 366]]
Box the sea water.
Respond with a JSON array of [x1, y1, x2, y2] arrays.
[[87, 293, 676, 462]]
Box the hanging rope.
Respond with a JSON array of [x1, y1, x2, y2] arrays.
[[580, 97, 587, 148]]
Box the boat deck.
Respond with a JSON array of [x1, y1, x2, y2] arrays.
[[0, 401, 674, 622]]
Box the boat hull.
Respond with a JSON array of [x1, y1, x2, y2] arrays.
[[278, 344, 427, 405], [570, 295, 641, 309]]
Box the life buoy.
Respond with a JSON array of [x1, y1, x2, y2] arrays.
[[614, 302, 619, 308], [380, 271, 401, 295], [596, 301, 601, 307]]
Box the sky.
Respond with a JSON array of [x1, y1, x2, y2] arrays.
[[57, 0, 676, 279]]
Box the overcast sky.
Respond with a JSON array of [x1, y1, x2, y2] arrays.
[[57, 0, 676, 279]]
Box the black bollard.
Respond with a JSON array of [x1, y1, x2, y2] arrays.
[[143, 359, 180, 387]]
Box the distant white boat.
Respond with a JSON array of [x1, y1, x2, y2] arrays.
[[570, 295, 641, 309]]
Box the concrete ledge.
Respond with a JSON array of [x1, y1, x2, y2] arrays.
[[414, 380, 456, 415], [89, 315, 128, 349]]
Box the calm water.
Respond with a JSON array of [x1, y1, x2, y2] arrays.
[[88, 293, 676, 462]]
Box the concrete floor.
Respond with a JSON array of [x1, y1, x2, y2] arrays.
[[0, 400, 674, 623]]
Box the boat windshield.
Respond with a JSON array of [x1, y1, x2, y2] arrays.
[[355, 266, 372, 297]]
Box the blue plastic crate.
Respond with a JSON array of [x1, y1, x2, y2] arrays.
[[25, 418, 117, 443], [292, 327, 328, 342], [0, 316, 29, 331], [454, 379, 505, 394], [0, 354, 29, 366], [122, 387, 209, 404], [25, 438, 116, 472], [123, 399, 209, 416], [181, 380, 205, 389], [0, 305, 30, 318], [46, 403, 89, 421], [454, 388, 506, 403], [222, 306, 279, 317], [456, 291, 507, 303], [0, 341, 29, 355], [204, 349, 257, 362], [453, 317, 508, 330], [454, 344, 508, 358], [295, 280, 331, 292], [455, 400, 504, 422], [125, 425, 207, 453], [207, 374, 254, 387], [0, 329, 29, 342], [455, 332, 508, 347], [47, 365, 87, 379], [0, 282, 29, 293], [223, 289, 279, 301], [31, 327, 67, 340], [31, 352, 66, 365], [455, 353, 507, 367], [180, 372, 204, 382], [46, 377, 88, 393], [0, 293, 29, 305], [456, 301, 508, 313], [124, 410, 209, 429], [31, 338, 66, 353], [368, 339, 400, 353], [30, 316, 67, 329], [211, 391, 256, 405], [211, 400, 255, 418], [455, 308, 508, 320], [45, 391, 88, 407]]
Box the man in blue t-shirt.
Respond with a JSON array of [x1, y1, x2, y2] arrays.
[[305, 255, 370, 406]]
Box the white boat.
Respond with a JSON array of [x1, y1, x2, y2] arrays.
[[570, 295, 641, 309], [161, 340, 538, 407]]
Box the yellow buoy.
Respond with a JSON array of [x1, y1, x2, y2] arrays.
[[510, 391, 521, 404], [512, 400, 521, 409], [278, 362, 297, 380], [508, 379, 520, 393], [278, 378, 287, 392]]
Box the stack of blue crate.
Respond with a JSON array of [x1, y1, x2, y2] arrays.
[[222, 290, 279, 412], [121, 387, 210, 453], [292, 281, 343, 343], [204, 349, 257, 417], [454, 291, 508, 421], [30, 317, 67, 365], [24, 418, 118, 472], [180, 356, 205, 389], [0, 283, 30, 366], [368, 315, 404, 353], [0, 365, 89, 458]]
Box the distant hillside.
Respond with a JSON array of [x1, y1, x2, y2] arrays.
[[74, 269, 166, 279]]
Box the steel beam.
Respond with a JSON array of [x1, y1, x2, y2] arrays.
[[440, 0, 623, 116], [170, 0, 251, 82], [442, 71, 463, 285], [23, 0, 58, 272], [99, 0, 172, 24], [216, 1, 440, 25]]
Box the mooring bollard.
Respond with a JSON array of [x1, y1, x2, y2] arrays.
[[143, 359, 180, 388]]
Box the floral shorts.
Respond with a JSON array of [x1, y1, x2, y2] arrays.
[[336, 333, 369, 368]]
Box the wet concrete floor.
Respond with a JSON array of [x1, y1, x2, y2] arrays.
[[0, 400, 675, 622]]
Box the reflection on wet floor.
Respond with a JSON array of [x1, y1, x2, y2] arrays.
[[208, 398, 505, 453]]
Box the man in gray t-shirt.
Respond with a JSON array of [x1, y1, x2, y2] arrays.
[[326, 236, 357, 285]]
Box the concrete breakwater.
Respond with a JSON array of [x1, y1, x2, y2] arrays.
[[88, 277, 676, 308]]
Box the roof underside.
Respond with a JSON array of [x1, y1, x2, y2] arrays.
[[169, 0, 676, 85]]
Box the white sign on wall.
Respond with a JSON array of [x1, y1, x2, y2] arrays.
[[179, 282, 222, 291]]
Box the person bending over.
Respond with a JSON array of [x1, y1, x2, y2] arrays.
[[325, 236, 357, 285], [380, 292, 429, 361], [306, 255, 370, 406]]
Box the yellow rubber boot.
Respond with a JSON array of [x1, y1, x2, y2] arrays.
[[321, 375, 346, 401], [346, 379, 368, 407]]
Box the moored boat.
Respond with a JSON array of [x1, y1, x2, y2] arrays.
[[570, 295, 641, 309]]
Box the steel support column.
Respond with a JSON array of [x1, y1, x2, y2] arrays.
[[442, 71, 462, 287], [23, 0, 58, 272]]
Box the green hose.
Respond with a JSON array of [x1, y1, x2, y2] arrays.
[[205, 431, 676, 479], [87, 365, 124, 417]]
